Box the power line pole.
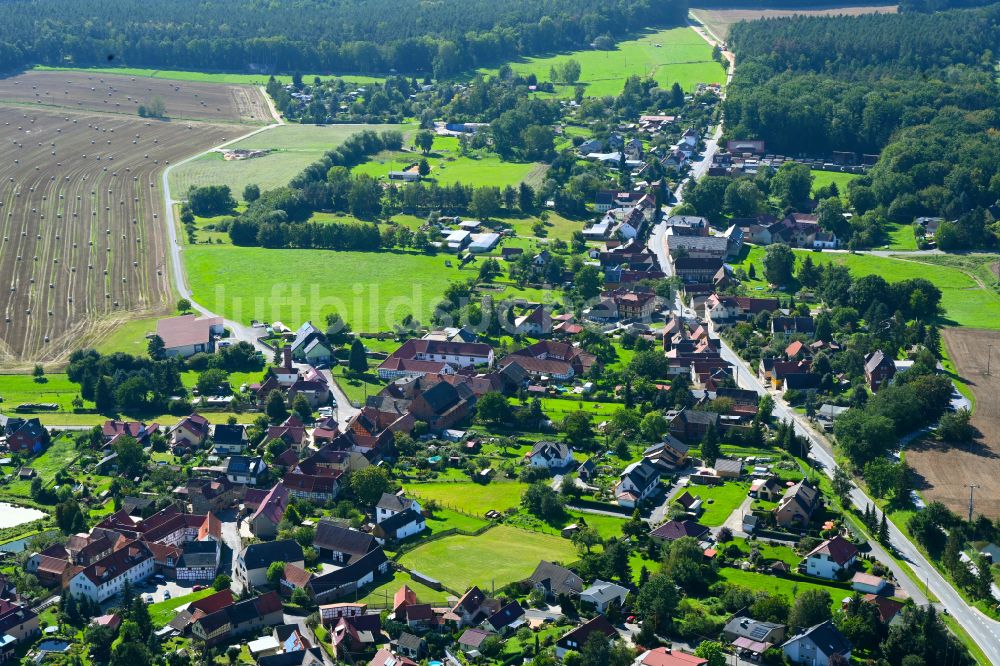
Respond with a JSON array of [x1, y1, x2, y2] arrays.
[[966, 483, 980, 523], [987, 343, 993, 376]]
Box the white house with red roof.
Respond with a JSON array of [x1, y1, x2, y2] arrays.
[[805, 535, 859, 580], [67, 540, 155, 602]]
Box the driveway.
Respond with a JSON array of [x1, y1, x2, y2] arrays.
[[216, 509, 245, 593]]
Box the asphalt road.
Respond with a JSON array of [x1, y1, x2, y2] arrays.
[[647, 146, 1000, 666]]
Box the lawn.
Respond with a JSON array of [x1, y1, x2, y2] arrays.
[[3, 435, 80, 497], [405, 480, 527, 516], [688, 481, 749, 526], [148, 588, 217, 627], [810, 170, 859, 201], [887, 223, 919, 251], [33, 65, 383, 87], [170, 124, 398, 200], [398, 524, 577, 591], [357, 571, 451, 608], [566, 510, 625, 540], [716, 568, 847, 614], [180, 369, 263, 392], [538, 398, 620, 422], [90, 316, 161, 356], [183, 246, 461, 332], [481, 27, 725, 99], [732, 245, 1000, 329], [0, 373, 90, 412], [424, 507, 490, 534], [354, 148, 544, 189], [331, 367, 384, 406]]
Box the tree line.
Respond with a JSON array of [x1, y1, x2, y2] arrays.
[[725, 4, 1000, 248], [0, 0, 686, 76]]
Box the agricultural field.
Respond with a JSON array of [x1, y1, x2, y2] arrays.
[[0, 70, 271, 124], [732, 246, 1000, 329], [398, 525, 577, 591], [906, 328, 1000, 517], [170, 124, 402, 200], [481, 27, 725, 99], [0, 104, 238, 365], [0, 373, 91, 411], [690, 5, 898, 40], [34, 66, 384, 88], [354, 136, 545, 189], [183, 245, 463, 332]]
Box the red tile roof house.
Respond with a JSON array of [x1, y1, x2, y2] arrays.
[[639, 648, 708, 666], [156, 314, 225, 358], [66, 539, 155, 603], [1, 417, 49, 454], [248, 483, 289, 538], [170, 413, 210, 454], [102, 420, 159, 445], [191, 591, 284, 647], [378, 339, 494, 380], [499, 340, 599, 381], [805, 536, 859, 580]]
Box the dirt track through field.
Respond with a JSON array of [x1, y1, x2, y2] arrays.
[[0, 71, 271, 124], [907, 328, 1000, 518], [0, 105, 239, 366]]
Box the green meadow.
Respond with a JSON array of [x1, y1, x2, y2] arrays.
[[733, 245, 1000, 329], [810, 170, 859, 200], [183, 245, 462, 331], [481, 27, 725, 98], [398, 525, 577, 591], [354, 136, 546, 189], [171, 124, 399, 200]]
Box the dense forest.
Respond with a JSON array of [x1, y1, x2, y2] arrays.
[[0, 0, 686, 76], [724, 4, 1000, 247]]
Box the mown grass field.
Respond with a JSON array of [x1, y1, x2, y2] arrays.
[[149, 588, 217, 627], [34, 65, 383, 87], [481, 27, 725, 98], [398, 525, 576, 591], [810, 170, 859, 201], [354, 136, 545, 188], [717, 568, 847, 614], [405, 480, 527, 516], [358, 571, 451, 608], [184, 245, 459, 331], [2, 434, 78, 497], [689, 481, 749, 526], [732, 246, 1000, 329], [171, 124, 398, 200], [0, 374, 89, 412]]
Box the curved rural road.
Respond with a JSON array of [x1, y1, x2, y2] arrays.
[[159, 88, 360, 421], [656, 20, 1000, 662]]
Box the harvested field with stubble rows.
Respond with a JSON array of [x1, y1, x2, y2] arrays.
[[0, 105, 239, 366], [0, 70, 271, 124], [907, 328, 1000, 518]]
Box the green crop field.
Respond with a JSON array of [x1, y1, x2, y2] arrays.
[[733, 246, 1000, 329], [171, 124, 398, 200], [405, 480, 527, 516], [810, 170, 859, 201], [354, 135, 545, 189], [184, 245, 462, 331], [481, 27, 725, 99], [398, 525, 577, 591], [33, 65, 383, 87]]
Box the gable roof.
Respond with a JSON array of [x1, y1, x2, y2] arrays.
[[529, 561, 583, 597], [649, 519, 709, 541], [486, 601, 525, 632], [313, 521, 379, 560], [376, 492, 416, 514], [640, 648, 709, 666], [251, 482, 288, 525], [807, 535, 858, 566], [241, 540, 304, 570], [782, 620, 851, 657], [557, 615, 616, 649]]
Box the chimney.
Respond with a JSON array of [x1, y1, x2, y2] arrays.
[[283, 345, 293, 371]]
